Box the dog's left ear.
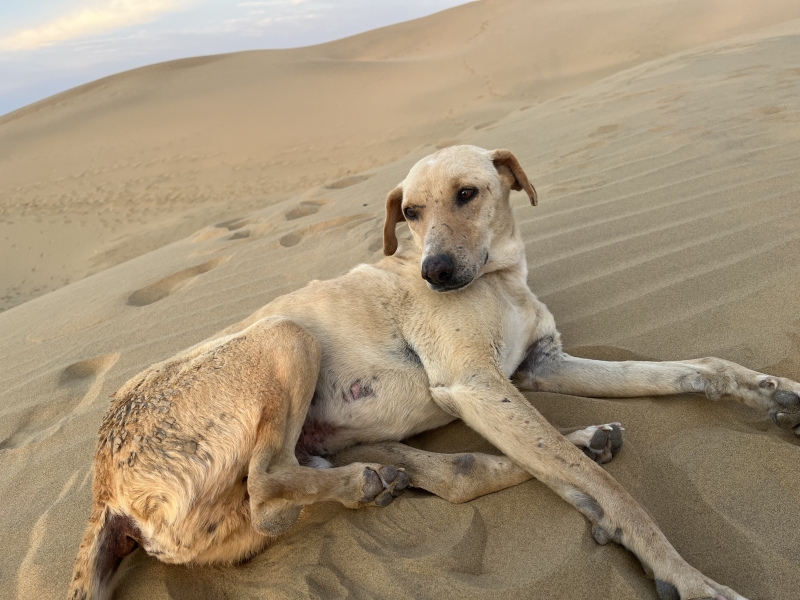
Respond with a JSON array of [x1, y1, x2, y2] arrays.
[[383, 184, 405, 255], [490, 149, 538, 206]]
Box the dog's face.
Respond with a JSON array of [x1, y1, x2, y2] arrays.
[[383, 145, 537, 291]]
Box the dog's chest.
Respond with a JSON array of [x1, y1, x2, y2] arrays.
[[500, 300, 530, 377]]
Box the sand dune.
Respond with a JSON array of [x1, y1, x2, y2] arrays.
[[2, 5, 800, 600], [3, 0, 800, 311]]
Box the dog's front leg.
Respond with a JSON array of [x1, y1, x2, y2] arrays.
[[430, 371, 746, 600], [513, 335, 800, 436]]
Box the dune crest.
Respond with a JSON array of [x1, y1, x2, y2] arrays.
[[3, 0, 800, 311]]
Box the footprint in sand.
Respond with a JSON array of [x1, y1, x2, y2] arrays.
[[435, 139, 460, 149], [60, 353, 121, 411], [127, 257, 229, 306], [285, 199, 331, 221], [279, 215, 374, 248], [589, 124, 623, 137], [324, 175, 370, 190], [279, 232, 302, 248], [229, 229, 250, 240], [0, 353, 120, 450], [191, 218, 255, 243], [214, 217, 252, 231]]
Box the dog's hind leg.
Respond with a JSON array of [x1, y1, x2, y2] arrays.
[[242, 320, 408, 537], [331, 443, 531, 504], [249, 462, 410, 535], [514, 334, 800, 437], [330, 427, 623, 505]]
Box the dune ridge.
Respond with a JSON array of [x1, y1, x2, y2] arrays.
[[1, 10, 800, 600], [4, 0, 800, 311]]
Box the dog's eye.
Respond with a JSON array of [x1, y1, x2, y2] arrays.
[[457, 188, 478, 204], [403, 207, 418, 220]]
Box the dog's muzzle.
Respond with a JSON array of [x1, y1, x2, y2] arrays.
[[421, 253, 473, 292], [421, 254, 453, 286]]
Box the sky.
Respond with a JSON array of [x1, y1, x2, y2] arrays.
[[0, 0, 473, 117]]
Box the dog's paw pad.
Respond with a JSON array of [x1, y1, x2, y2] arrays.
[[360, 468, 384, 503], [379, 465, 409, 496], [759, 378, 800, 436], [359, 465, 409, 506], [578, 423, 624, 464], [773, 388, 800, 409], [769, 407, 800, 434]]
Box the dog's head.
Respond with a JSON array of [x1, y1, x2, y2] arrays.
[[383, 145, 537, 291]]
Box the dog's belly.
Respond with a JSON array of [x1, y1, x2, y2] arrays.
[[295, 358, 454, 462]]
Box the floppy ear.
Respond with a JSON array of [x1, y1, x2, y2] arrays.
[[383, 185, 405, 255], [490, 149, 538, 206]]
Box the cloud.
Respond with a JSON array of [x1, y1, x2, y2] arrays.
[[0, 0, 188, 52], [237, 0, 308, 7]]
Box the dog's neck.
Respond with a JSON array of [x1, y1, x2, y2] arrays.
[[480, 228, 529, 284], [391, 226, 529, 291]]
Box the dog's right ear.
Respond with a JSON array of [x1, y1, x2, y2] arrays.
[[490, 149, 538, 206], [383, 185, 405, 255]]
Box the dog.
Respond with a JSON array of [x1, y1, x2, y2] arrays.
[[68, 145, 800, 600]]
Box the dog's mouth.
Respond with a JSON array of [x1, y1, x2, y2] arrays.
[[426, 278, 473, 293]]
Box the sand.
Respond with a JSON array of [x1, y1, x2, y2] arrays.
[[2, 2, 800, 599]]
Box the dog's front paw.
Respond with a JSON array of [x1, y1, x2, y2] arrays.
[[753, 376, 800, 437], [360, 465, 409, 507], [566, 423, 624, 464]]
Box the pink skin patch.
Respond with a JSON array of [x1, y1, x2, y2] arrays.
[[343, 379, 375, 403]]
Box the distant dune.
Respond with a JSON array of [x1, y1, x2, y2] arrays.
[[2, 1, 800, 599], [2, 0, 800, 311]]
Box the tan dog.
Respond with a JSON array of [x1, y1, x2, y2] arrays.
[[69, 145, 800, 600]]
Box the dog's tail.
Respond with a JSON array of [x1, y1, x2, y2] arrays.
[[67, 504, 139, 600]]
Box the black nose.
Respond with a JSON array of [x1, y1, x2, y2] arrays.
[[421, 254, 454, 285]]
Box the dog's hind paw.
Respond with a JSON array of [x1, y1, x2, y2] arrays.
[[359, 465, 409, 507], [566, 423, 624, 464]]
